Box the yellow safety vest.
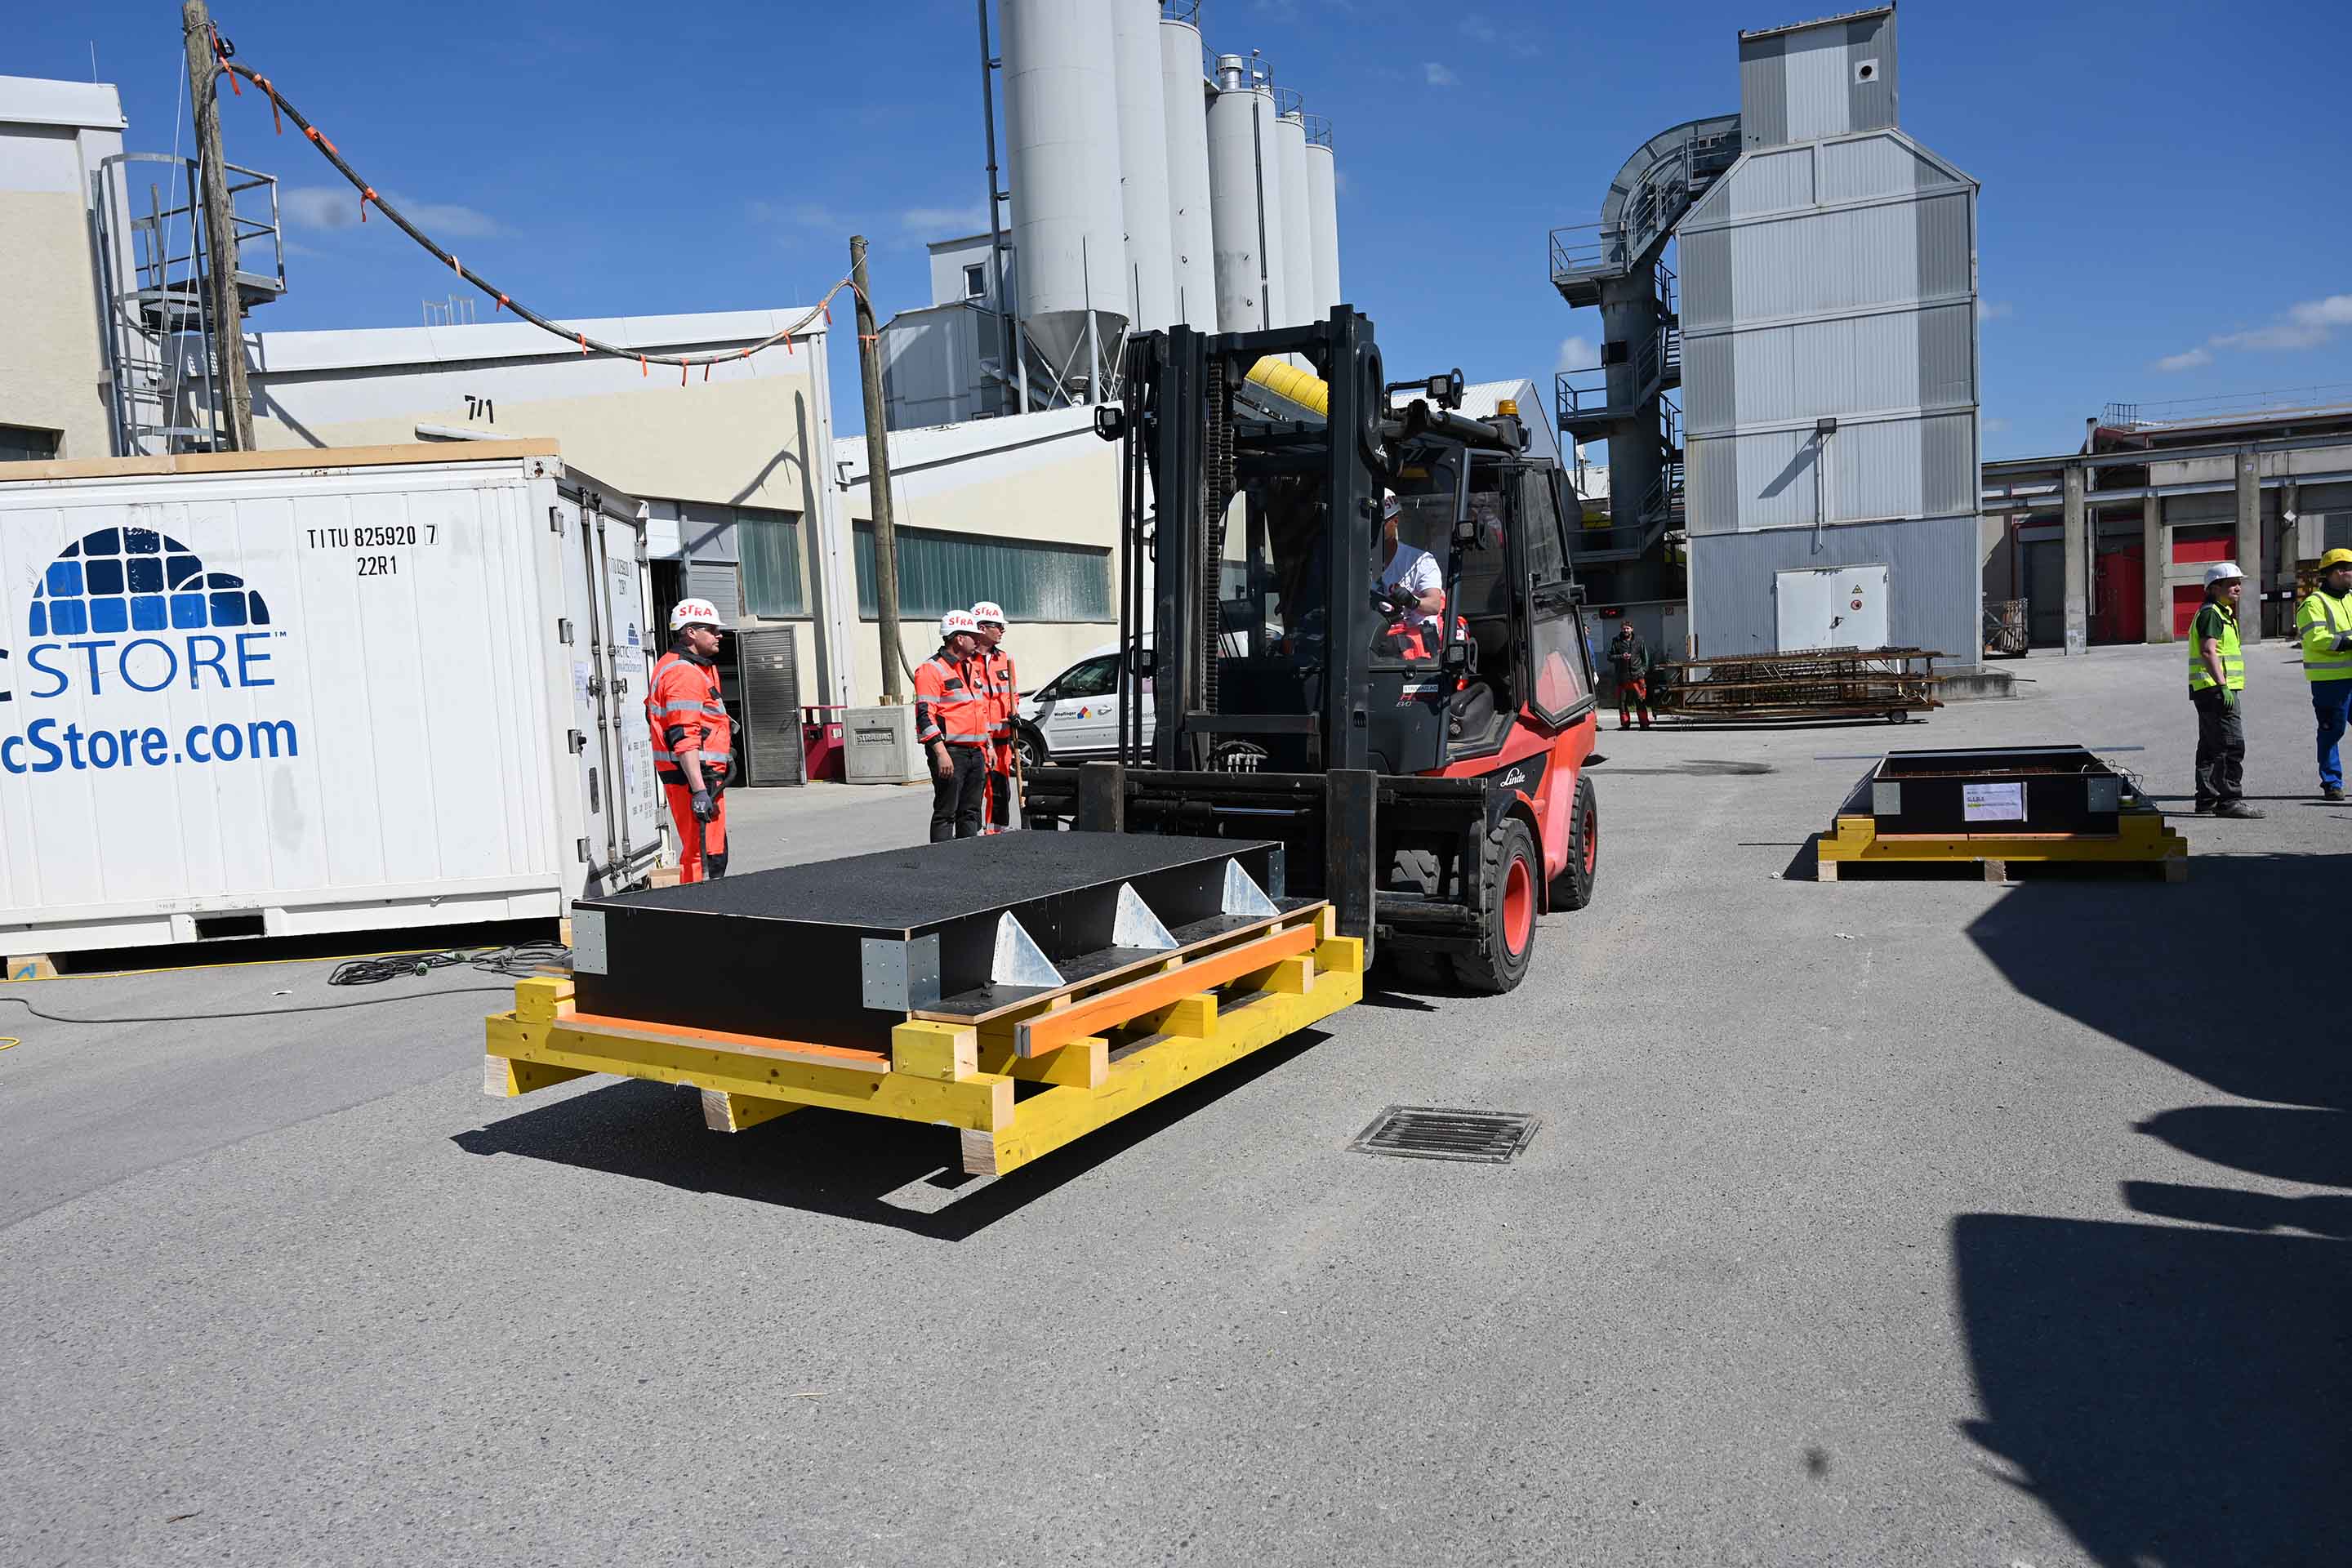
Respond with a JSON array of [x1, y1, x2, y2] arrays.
[[2188, 600, 2244, 692], [2296, 588, 2352, 682]]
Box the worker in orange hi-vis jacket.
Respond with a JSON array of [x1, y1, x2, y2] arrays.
[[971, 600, 1017, 832], [915, 610, 990, 842], [646, 598, 734, 880]]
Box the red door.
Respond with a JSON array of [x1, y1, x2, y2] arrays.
[[2091, 546, 2145, 644]]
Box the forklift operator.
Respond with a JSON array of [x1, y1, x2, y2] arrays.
[[1373, 490, 1445, 637]]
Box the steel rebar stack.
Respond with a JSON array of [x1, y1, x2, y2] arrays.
[[1653, 647, 1944, 723]]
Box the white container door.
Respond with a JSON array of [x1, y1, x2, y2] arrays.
[[557, 486, 661, 894], [1776, 565, 1889, 651]]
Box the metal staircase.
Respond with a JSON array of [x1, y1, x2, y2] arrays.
[[93, 151, 287, 456], [1547, 115, 1735, 583]]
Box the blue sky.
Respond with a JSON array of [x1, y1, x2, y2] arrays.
[[20, 0, 2351, 458]]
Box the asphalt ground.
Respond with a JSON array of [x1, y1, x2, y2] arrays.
[[3, 639, 2345, 1567]]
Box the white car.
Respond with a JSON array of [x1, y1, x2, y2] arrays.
[[1014, 639, 1138, 770], [1015, 628, 1267, 769]]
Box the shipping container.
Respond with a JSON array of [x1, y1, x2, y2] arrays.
[[0, 440, 662, 956]]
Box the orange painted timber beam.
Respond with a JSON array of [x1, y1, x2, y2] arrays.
[[1015, 920, 1321, 1058]]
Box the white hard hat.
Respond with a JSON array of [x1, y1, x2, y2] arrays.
[[1382, 490, 1401, 519], [939, 608, 979, 639], [970, 600, 1006, 627], [670, 596, 727, 632], [2204, 562, 2244, 586]]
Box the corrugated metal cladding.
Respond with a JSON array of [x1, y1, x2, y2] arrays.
[[1690, 514, 1978, 662], [688, 560, 743, 624], [1676, 69, 1980, 660], [1739, 7, 1898, 151]]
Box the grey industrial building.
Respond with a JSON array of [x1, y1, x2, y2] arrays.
[[1982, 396, 2352, 652], [1552, 5, 1982, 666]]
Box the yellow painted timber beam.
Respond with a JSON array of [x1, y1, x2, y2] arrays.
[[485, 1013, 1013, 1132], [960, 960, 1363, 1178]]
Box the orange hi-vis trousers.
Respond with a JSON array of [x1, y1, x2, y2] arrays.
[[662, 782, 730, 881]]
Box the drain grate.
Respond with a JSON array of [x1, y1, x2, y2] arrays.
[[1348, 1106, 1539, 1164]]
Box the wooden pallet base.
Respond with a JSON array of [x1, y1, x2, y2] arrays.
[[4, 954, 59, 982], [1816, 812, 2188, 882], [484, 907, 1364, 1178]]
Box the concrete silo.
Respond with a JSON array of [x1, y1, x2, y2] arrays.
[[1205, 55, 1287, 335], [1158, 12, 1218, 332], [1303, 115, 1340, 318], [1000, 0, 1129, 397], [1273, 100, 1314, 327], [1109, 0, 1174, 333]]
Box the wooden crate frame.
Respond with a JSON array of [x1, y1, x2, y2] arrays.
[[484, 906, 1364, 1177]]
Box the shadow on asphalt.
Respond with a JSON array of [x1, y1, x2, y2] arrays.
[[1950, 1214, 2352, 1567], [1955, 853, 2352, 1566], [452, 1028, 1331, 1241]]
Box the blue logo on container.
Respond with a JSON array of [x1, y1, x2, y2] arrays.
[[2, 527, 299, 776], [29, 527, 270, 638]]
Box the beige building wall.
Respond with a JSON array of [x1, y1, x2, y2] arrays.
[[253, 365, 828, 516], [1, 80, 128, 461], [836, 408, 1124, 703]]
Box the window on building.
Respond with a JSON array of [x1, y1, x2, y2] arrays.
[[963, 263, 987, 301], [737, 506, 807, 617], [0, 425, 61, 463], [853, 523, 1111, 621]]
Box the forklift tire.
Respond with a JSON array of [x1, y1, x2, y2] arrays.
[[1451, 817, 1539, 995], [1549, 773, 1599, 912]]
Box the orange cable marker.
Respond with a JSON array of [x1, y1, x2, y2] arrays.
[[578, 333, 587, 354], [494, 294, 508, 313], [359, 187, 376, 222], [680, 363, 688, 385], [261, 78, 281, 134], [451, 255, 462, 276], [784, 330, 793, 355], [639, 355, 648, 376]]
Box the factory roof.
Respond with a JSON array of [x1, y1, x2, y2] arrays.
[[248, 308, 827, 376]]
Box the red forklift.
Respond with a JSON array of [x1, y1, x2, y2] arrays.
[[1023, 310, 1602, 992]]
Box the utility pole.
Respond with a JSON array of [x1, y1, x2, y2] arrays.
[[851, 234, 906, 702], [182, 0, 254, 451]]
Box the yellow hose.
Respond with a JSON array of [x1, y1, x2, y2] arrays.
[[1245, 356, 1329, 417]]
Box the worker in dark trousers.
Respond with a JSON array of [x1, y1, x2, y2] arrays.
[[972, 600, 1017, 831], [914, 610, 989, 842], [2293, 546, 2352, 800], [646, 598, 734, 880], [2189, 562, 2263, 819], [1607, 621, 1655, 730]]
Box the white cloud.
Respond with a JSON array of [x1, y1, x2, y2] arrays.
[[1977, 300, 2011, 323], [1460, 15, 1497, 42], [2164, 292, 2352, 366], [2212, 295, 2352, 352], [1981, 416, 2011, 434], [901, 203, 989, 234], [1557, 335, 1597, 373], [281, 184, 502, 238], [1423, 61, 1459, 87]]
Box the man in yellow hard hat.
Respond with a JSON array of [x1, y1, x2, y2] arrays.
[[2295, 546, 2352, 801]]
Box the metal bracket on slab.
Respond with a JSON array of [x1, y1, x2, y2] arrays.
[[992, 913, 1065, 988], [861, 933, 943, 1010], [1111, 883, 1178, 951], [1222, 859, 1278, 918], [570, 907, 608, 975], [1871, 781, 1901, 817]]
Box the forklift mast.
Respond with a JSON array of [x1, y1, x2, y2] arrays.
[[1116, 313, 1387, 776]]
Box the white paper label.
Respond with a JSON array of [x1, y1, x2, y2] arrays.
[[1962, 782, 2025, 822]]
